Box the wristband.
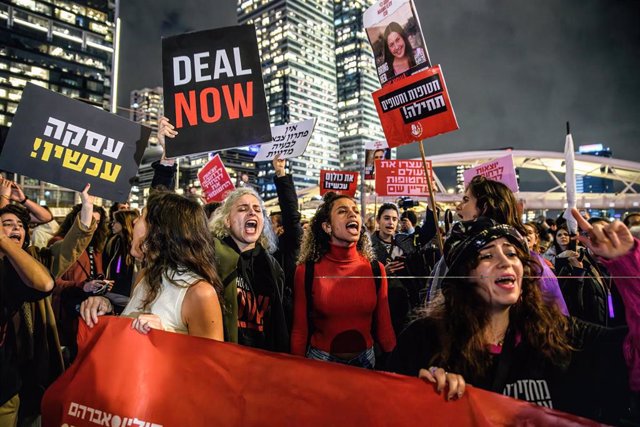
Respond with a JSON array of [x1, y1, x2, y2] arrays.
[[19, 195, 29, 204]]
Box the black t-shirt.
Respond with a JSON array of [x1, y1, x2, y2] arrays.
[[0, 257, 51, 405], [388, 316, 630, 423], [236, 245, 275, 350]]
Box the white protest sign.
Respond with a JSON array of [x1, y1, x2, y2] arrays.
[[253, 118, 316, 162], [364, 140, 389, 150]]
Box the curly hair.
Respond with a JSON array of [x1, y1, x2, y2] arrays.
[[53, 203, 109, 252], [423, 244, 573, 377], [139, 191, 222, 312], [107, 209, 139, 268], [0, 204, 31, 249], [208, 187, 278, 254], [298, 192, 375, 264], [466, 175, 525, 235]]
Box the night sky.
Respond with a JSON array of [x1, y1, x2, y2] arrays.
[[118, 0, 640, 169]]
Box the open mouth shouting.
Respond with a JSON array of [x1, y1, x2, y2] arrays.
[[494, 274, 517, 290], [8, 231, 23, 244], [346, 220, 360, 235], [245, 219, 258, 235]]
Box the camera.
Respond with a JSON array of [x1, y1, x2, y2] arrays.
[[397, 197, 419, 211]]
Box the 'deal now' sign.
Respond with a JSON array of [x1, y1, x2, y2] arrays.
[[162, 24, 272, 157]]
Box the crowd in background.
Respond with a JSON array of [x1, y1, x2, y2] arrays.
[[1, 118, 640, 426]]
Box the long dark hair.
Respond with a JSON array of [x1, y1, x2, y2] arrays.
[[297, 192, 374, 264], [140, 192, 222, 312], [383, 21, 416, 77], [467, 175, 525, 235], [426, 245, 573, 377], [108, 209, 138, 267], [53, 204, 109, 252]]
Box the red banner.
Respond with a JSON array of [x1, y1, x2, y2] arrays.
[[375, 159, 434, 197], [197, 153, 235, 203], [319, 170, 359, 197], [42, 317, 597, 427], [372, 65, 458, 148]]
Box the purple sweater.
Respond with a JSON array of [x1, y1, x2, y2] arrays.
[[531, 251, 569, 315], [599, 239, 640, 391]]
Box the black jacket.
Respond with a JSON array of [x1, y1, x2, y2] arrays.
[[388, 316, 629, 423], [271, 174, 303, 330]]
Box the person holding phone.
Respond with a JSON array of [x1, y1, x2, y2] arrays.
[[48, 202, 109, 361]]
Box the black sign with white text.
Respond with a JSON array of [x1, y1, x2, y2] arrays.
[[162, 25, 271, 156]]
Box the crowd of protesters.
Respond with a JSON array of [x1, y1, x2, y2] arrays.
[[1, 117, 640, 426]]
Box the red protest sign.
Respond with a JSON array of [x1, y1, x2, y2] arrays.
[[372, 65, 458, 148], [197, 154, 235, 202], [319, 170, 359, 197], [42, 318, 597, 427], [375, 159, 434, 197]]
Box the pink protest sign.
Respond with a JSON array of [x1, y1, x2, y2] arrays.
[[197, 154, 235, 203], [463, 154, 519, 193]]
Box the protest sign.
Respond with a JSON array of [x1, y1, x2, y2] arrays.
[[253, 118, 316, 162], [365, 147, 391, 180], [162, 24, 271, 157], [364, 140, 389, 150], [320, 170, 359, 197], [463, 154, 519, 193], [375, 159, 434, 197], [364, 0, 431, 86], [0, 83, 149, 201], [197, 154, 235, 203], [372, 65, 458, 148], [42, 317, 597, 426]]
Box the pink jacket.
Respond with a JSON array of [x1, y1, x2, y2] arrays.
[[600, 238, 640, 391]]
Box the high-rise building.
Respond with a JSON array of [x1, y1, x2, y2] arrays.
[[334, 0, 384, 171], [577, 143, 614, 193], [238, 0, 341, 199], [0, 0, 114, 207], [130, 86, 163, 145]]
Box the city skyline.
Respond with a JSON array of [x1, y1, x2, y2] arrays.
[[116, 0, 640, 179]]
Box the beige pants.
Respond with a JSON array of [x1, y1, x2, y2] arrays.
[[0, 394, 19, 427]]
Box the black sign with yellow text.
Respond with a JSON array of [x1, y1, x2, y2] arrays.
[[0, 84, 150, 201]]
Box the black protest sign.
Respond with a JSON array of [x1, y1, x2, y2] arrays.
[[0, 84, 149, 201], [162, 24, 271, 157]]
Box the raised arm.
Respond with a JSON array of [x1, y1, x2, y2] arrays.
[[0, 178, 53, 224], [0, 227, 53, 292], [47, 184, 97, 278], [151, 116, 178, 190]]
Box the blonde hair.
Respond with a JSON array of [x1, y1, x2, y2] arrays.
[[208, 187, 278, 254]]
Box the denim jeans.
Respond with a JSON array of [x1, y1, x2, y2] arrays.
[[306, 346, 375, 369]]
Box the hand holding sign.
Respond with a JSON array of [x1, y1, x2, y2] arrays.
[[158, 116, 178, 159], [273, 154, 286, 178]]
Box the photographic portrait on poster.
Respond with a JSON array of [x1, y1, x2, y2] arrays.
[[364, 0, 431, 86], [364, 147, 391, 180]]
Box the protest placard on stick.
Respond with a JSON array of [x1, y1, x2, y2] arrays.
[[320, 170, 359, 197], [253, 118, 316, 162], [198, 154, 235, 203]]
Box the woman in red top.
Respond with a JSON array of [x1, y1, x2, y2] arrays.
[[291, 192, 396, 369]]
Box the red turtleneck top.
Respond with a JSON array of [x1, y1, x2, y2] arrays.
[[290, 243, 396, 356]]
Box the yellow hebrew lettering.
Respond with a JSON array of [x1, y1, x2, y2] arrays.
[[85, 157, 103, 177], [100, 161, 121, 182], [53, 145, 64, 159], [62, 149, 89, 172], [30, 138, 42, 158]]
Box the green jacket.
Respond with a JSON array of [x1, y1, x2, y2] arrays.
[[213, 237, 240, 343]]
